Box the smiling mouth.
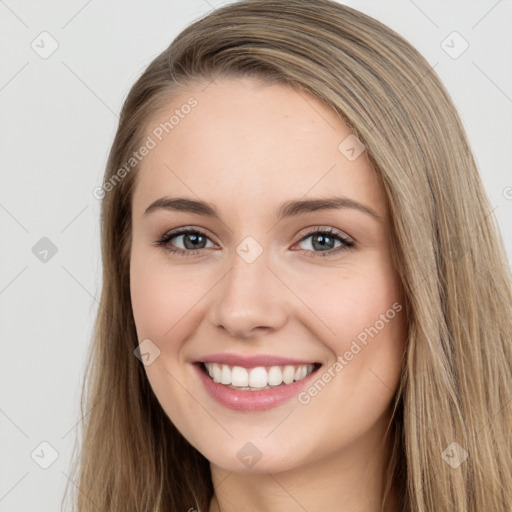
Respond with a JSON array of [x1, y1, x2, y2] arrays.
[[199, 362, 322, 391]]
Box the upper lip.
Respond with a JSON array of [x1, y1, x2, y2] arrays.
[[196, 353, 321, 368]]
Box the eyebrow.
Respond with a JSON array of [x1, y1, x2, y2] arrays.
[[143, 196, 384, 223]]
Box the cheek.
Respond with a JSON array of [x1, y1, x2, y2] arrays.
[[278, 270, 405, 460], [288, 260, 407, 422], [129, 251, 207, 435], [293, 260, 404, 355], [129, 250, 207, 340]]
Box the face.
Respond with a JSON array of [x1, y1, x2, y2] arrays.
[[130, 76, 407, 474]]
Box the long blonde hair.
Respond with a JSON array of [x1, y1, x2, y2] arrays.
[[63, 1, 512, 510]]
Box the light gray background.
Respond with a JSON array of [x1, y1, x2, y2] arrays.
[[1, 1, 511, 510]]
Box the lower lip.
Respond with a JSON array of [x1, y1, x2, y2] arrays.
[[194, 363, 320, 412]]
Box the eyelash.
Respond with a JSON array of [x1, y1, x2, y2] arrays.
[[154, 227, 354, 259]]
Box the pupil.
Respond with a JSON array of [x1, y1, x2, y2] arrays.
[[313, 234, 333, 251], [184, 233, 205, 250]]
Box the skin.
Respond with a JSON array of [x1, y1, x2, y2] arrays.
[[130, 77, 407, 512]]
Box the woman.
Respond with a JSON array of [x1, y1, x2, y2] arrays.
[[64, 1, 512, 511]]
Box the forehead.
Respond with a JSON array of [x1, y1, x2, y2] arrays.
[[131, 77, 387, 221]]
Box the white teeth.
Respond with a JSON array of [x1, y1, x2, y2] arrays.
[[203, 362, 316, 389], [295, 365, 307, 381], [231, 366, 249, 387], [212, 364, 221, 383], [221, 364, 231, 385], [268, 366, 283, 386], [248, 367, 267, 388], [282, 365, 295, 384]]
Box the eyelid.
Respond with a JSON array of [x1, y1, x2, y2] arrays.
[[160, 225, 219, 244], [295, 225, 354, 243]]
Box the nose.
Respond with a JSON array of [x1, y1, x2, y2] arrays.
[[207, 248, 290, 340]]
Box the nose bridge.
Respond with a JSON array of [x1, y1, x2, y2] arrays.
[[208, 235, 288, 337]]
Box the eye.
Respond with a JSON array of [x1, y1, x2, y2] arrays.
[[154, 228, 216, 257], [154, 226, 354, 259], [294, 227, 354, 258]]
